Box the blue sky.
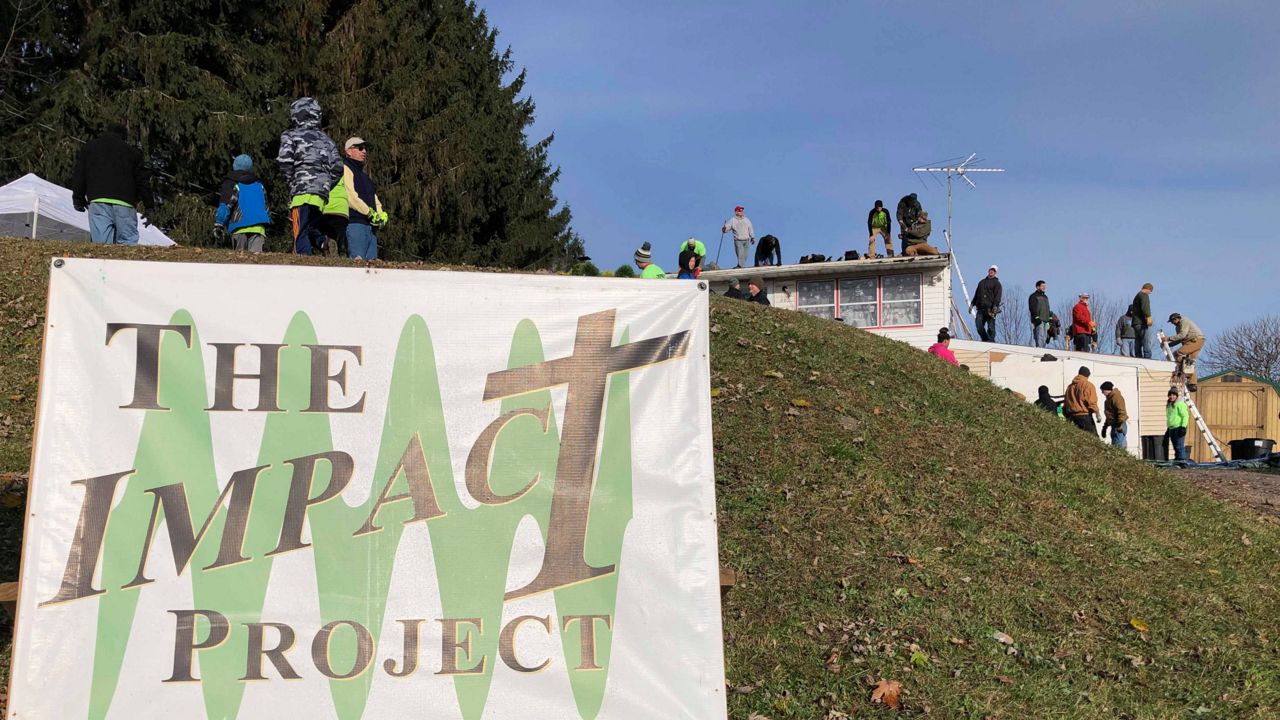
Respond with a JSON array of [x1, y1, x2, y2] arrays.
[[480, 1, 1279, 337]]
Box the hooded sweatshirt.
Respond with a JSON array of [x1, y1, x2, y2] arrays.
[[215, 160, 269, 233], [71, 124, 152, 208], [276, 97, 343, 202]]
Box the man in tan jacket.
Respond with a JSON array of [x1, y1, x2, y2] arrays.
[[1100, 381, 1129, 449], [1063, 366, 1101, 435]]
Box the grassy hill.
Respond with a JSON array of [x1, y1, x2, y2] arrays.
[[1, 239, 1278, 718]]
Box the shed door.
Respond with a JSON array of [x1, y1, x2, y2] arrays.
[[1201, 387, 1265, 442]]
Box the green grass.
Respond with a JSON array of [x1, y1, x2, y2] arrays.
[[1, 239, 1278, 718]]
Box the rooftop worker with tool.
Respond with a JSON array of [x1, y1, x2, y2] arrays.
[[721, 205, 755, 269], [1165, 388, 1190, 461], [1165, 313, 1205, 390], [895, 193, 922, 255], [754, 233, 782, 266], [1063, 366, 1102, 435], [1129, 282, 1155, 359], [867, 200, 893, 258], [970, 265, 1003, 343], [1100, 381, 1129, 450], [677, 237, 706, 271]]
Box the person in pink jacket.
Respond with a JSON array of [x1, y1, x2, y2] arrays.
[[928, 328, 959, 366]]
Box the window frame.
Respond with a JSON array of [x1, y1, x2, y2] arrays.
[[794, 273, 925, 330]]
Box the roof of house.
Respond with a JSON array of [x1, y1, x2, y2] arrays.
[[1199, 369, 1280, 395], [697, 254, 950, 283], [949, 339, 1177, 371]]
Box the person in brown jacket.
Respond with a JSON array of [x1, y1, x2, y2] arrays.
[[1100, 381, 1129, 449], [1063, 366, 1101, 434]]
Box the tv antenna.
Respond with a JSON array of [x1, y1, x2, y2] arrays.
[[912, 154, 1005, 331]]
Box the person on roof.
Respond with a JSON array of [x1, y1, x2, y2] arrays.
[[70, 122, 153, 245], [902, 211, 939, 256], [1115, 310, 1137, 357], [341, 137, 387, 260], [277, 97, 343, 255], [895, 193, 922, 255], [1165, 388, 1190, 460], [1129, 282, 1155, 359], [1028, 281, 1052, 348], [867, 200, 893, 258], [1070, 293, 1096, 352], [1166, 313, 1205, 389], [754, 233, 782, 266], [721, 205, 755, 269], [724, 277, 745, 300], [1100, 381, 1129, 449], [970, 265, 1003, 343], [634, 242, 665, 279], [928, 328, 959, 366], [746, 276, 770, 306], [1063, 366, 1101, 434], [214, 154, 270, 253]]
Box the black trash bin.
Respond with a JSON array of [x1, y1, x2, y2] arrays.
[[1228, 438, 1276, 461], [1141, 435, 1168, 461]]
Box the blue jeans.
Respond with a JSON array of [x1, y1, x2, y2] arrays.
[[976, 311, 997, 342], [1133, 324, 1152, 359], [1119, 338, 1135, 357], [346, 223, 378, 260], [1167, 427, 1188, 460], [1110, 422, 1128, 449], [1032, 323, 1048, 348], [87, 202, 139, 245]]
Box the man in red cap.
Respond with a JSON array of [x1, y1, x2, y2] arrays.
[[721, 205, 755, 269]]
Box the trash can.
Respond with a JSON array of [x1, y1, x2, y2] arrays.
[[1141, 435, 1168, 462], [1228, 438, 1276, 461]]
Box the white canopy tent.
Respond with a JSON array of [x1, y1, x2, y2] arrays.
[[0, 173, 175, 246]]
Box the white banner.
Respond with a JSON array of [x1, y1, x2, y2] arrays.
[[9, 258, 726, 720]]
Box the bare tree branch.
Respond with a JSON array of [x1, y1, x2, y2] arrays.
[[1201, 314, 1280, 382]]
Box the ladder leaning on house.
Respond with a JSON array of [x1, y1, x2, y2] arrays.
[[1157, 332, 1227, 463]]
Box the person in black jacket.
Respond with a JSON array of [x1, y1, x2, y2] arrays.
[[70, 123, 152, 245], [1028, 280, 1051, 348], [746, 276, 770, 306], [724, 278, 745, 300], [754, 234, 782, 266], [895, 193, 922, 255], [970, 264, 1003, 342]]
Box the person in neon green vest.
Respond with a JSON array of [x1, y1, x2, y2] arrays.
[[633, 242, 665, 279]]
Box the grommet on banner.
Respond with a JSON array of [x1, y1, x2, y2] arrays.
[[53, 259, 64, 268], [698, 282, 707, 291]]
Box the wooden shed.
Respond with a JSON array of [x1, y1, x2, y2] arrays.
[[1189, 370, 1280, 462]]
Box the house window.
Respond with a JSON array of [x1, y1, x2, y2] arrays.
[[799, 273, 923, 329], [839, 278, 878, 328], [798, 281, 836, 319], [880, 274, 922, 327]]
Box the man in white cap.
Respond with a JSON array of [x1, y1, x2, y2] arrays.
[[341, 136, 388, 260], [1070, 292, 1096, 352], [721, 205, 755, 269], [970, 264, 1003, 343]]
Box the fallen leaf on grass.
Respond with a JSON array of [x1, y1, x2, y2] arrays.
[[996, 675, 1014, 685], [1241, 534, 1252, 546], [872, 406, 882, 416], [1129, 618, 1150, 633], [762, 369, 784, 379], [790, 398, 811, 407], [948, 637, 967, 646], [710, 388, 722, 398], [870, 679, 901, 710], [910, 650, 928, 668], [992, 631, 1014, 645]]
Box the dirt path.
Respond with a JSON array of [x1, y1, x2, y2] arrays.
[[1176, 467, 1280, 523]]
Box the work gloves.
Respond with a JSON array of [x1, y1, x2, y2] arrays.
[[370, 210, 389, 227], [213, 225, 227, 243], [73, 199, 87, 213]]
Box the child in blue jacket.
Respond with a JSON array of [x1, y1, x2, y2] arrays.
[[215, 154, 271, 252]]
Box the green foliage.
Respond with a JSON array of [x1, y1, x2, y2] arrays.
[[0, 0, 579, 268], [569, 260, 599, 277], [612, 263, 636, 278]]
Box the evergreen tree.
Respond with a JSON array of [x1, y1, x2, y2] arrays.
[[0, 0, 580, 267]]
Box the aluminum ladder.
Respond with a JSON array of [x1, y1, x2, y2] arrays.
[[1157, 332, 1227, 463]]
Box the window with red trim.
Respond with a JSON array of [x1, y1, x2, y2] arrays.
[[796, 273, 922, 328]]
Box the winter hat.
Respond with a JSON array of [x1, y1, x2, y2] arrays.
[[232, 154, 253, 172], [1142, 282, 1154, 290], [728, 277, 740, 288], [634, 242, 652, 265]]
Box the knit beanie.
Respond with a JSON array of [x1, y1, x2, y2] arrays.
[[634, 242, 652, 265], [233, 154, 253, 172]]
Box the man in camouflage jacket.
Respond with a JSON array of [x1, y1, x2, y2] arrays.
[[277, 97, 343, 255]]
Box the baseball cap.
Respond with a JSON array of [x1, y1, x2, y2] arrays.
[[988, 264, 998, 272], [344, 137, 368, 151], [734, 205, 744, 212]]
